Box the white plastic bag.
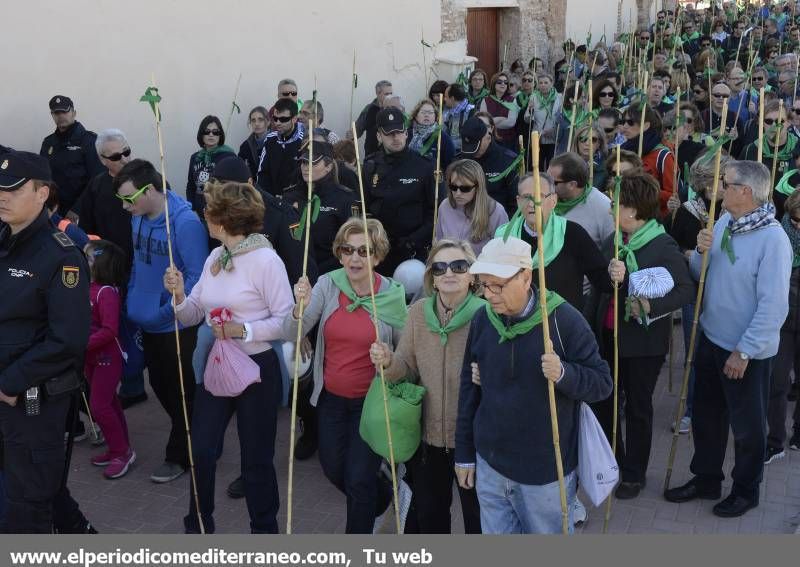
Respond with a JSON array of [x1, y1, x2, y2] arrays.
[[578, 402, 619, 506]]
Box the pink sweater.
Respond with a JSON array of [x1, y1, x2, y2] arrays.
[[434, 198, 509, 255], [175, 246, 294, 355]]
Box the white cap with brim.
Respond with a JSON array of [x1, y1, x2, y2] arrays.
[[469, 237, 533, 278]]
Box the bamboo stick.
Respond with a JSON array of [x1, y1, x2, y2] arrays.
[[432, 95, 445, 244]]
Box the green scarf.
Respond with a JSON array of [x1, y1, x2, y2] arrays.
[[554, 184, 592, 216], [197, 144, 234, 166], [424, 293, 485, 345], [761, 132, 798, 161], [468, 87, 489, 105], [329, 268, 408, 328], [291, 194, 321, 240], [488, 94, 519, 113], [720, 226, 736, 264], [485, 290, 566, 343], [775, 169, 799, 197], [418, 125, 441, 157], [515, 91, 531, 110], [487, 153, 524, 183], [495, 210, 567, 267], [616, 219, 666, 274], [534, 88, 558, 122]]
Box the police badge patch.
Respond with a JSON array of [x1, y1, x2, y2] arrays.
[[62, 266, 79, 288], [48, 147, 53, 155]]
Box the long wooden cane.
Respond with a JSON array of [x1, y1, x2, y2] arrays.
[[80, 391, 98, 441], [602, 144, 622, 534], [757, 87, 765, 163], [518, 135, 526, 176], [224, 73, 242, 138], [432, 96, 445, 244], [588, 79, 595, 187], [567, 81, 581, 153], [349, 50, 357, 124], [351, 122, 402, 534], [286, 120, 316, 534], [531, 131, 569, 535], [664, 98, 728, 492], [769, 100, 784, 200], [146, 76, 204, 534], [638, 73, 649, 158], [667, 88, 682, 394]]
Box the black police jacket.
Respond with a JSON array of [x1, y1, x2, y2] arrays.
[[284, 178, 357, 275], [362, 148, 436, 263], [0, 209, 90, 396], [39, 122, 106, 215], [74, 172, 133, 263], [256, 125, 304, 197], [471, 142, 520, 217]]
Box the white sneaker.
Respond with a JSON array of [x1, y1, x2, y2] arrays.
[[572, 496, 588, 525], [671, 416, 691, 434]]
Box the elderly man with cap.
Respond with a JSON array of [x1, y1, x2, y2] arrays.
[[39, 96, 105, 217], [459, 116, 519, 217], [454, 236, 612, 534], [0, 150, 91, 532], [362, 107, 436, 276]]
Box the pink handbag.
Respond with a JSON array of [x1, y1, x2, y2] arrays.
[[204, 307, 261, 397]]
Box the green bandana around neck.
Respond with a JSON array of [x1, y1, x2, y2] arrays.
[[291, 194, 321, 240], [616, 219, 666, 274], [554, 184, 592, 216], [197, 144, 234, 166], [468, 87, 490, 105], [775, 169, 799, 197], [418, 125, 441, 157], [485, 290, 566, 343], [534, 88, 558, 121], [762, 132, 798, 162], [329, 268, 408, 328], [487, 153, 524, 183], [424, 293, 485, 345], [495, 208, 566, 267], [516, 91, 531, 109], [720, 226, 736, 264], [489, 94, 519, 113]]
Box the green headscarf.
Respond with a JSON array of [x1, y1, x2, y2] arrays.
[[616, 219, 666, 274], [424, 293, 485, 345], [328, 269, 408, 328], [485, 290, 566, 343]]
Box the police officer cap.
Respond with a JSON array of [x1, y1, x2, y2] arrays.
[[213, 156, 251, 183], [297, 140, 334, 164], [48, 95, 74, 113], [0, 149, 52, 192], [459, 117, 488, 156], [376, 108, 406, 135]]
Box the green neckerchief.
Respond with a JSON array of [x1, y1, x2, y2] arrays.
[[554, 184, 592, 216], [291, 194, 321, 240], [534, 88, 558, 122], [488, 153, 524, 183], [720, 226, 736, 264], [485, 290, 566, 343], [488, 94, 518, 113], [684, 162, 697, 200], [495, 209, 567, 267], [682, 31, 701, 42], [516, 91, 532, 109], [424, 293, 485, 345], [468, 87, 489, 105], [761, 132, 798, 161], [616, 219, 666, 274], [328, 268, 408, 328], [418, 125, 441, 157], [197, 144, 234, 166], [775, 169, 799, 197]]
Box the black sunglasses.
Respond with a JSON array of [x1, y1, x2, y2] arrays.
[[603, 126, 616, 133], [764, 118, 784, 126], [203, 129, 221, 136], [102, 147, 131, 162], [274, 115, 293, 123], [599, 91, 615, 98], [711, 92, 730, 99], [431, 259, 470, 277], [522, 77, 535, 83], [337, 244, 369, 258], [579, 135, 599, 144], [281, 91, 298, 97], [449, 183, 476, 193], [623, 118, 638, 126]]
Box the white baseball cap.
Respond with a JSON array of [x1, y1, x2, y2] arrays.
[[469, 237, 533, 279]]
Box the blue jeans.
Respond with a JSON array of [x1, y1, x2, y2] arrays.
[[317, 389, 384, 534], [681, 303, 700, 418], [476, 454, 577, 534]]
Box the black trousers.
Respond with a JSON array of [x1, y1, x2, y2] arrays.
[[142, 326, 198, 467], [0, 395, 70, 533], [405, 442, 481, 534], [690, 334, 771, 502], [767, 329, 800, 448], [592, 334, 665, 483]]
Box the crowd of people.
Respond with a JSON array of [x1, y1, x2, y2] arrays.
[[0, 0, 799, 535]]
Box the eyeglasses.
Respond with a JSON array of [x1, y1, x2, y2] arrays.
[[115, 183, 150, 204], [622, 118, 638, 126], [579, 135, 600, 144], [203, 129, 221, 136], [481, 270, 523, 295], [495, 80, 508, 85], [711, 92, 730, 99], [522, 77, 535, 83], [281, 91, 298, 97], [101, 147, 131, 162], [693, 89, 705, 95], [763, 118, 784, 126], [418, 109, 436, 116], [431, 259, 471, 277], [721, 179, 747, 190], [274, 115, 293, 123], [603, 126, 617, 133], [599, 91, 615, 98], [752, 76, 766, 82], [250, 116, 267, 123], [337, 244, 369, 258], [449, 183, 476, 193]]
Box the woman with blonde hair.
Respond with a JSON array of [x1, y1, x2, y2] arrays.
[[571, 122, 609, 189], [370, 239, 484, 533], [435, 159, 509, 254]]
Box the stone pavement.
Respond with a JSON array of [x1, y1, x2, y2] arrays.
[[67, 325, 800, 534]]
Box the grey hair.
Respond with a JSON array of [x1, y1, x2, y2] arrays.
[[776, 53, 798, 67], [375, 80, 392, 92], [278, 78, 297, 88], [95, 128, 129, 153], [301, 99, 324, 122], [725, 160, 771, 205], [689, 150, 733, 195], [518, 171, 555, 195]]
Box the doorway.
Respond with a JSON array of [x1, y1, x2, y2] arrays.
[[466, 8, 499, 77]]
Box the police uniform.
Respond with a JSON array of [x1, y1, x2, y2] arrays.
[[0, 150, 90, 533], [39, 96, 105, 216], [362, 109, 436, 276]]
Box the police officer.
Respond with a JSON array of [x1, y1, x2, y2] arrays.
[[459, 116, 520, 217], [39, 95, 105, 216], [0, 150, 90, 533], [362, 108, 436, 276]]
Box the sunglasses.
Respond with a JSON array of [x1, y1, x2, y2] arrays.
[[449, 183, 476, 193], [603, 126, 616, 133], [203, 129, 221, 136], [431, 259, 471, 277], [274, 115, 293, 123], [579, 136, 600, 144], [337, 244, 369, 258], [281, 91, 298, 97], [764, 118, 784, 125], [115, 183, 150, 204], [711, 93, 730, 99], [693, 89, 705, 95], [102, 147, 131, 162], [752, 76, 766, 81], [623, 118, 638, 126], [496, 80, 508, 85], [701, 42, 711, 47], [522, 77, 535, 83], [599, 91, 615, 98]]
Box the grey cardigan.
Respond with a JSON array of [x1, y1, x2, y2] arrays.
[[281, 272, 404, 406]]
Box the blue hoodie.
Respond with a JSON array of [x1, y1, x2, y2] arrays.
[[127, 190, 208, 334]]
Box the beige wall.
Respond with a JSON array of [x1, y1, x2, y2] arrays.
[[565, 0, 640, 45], [2, 0, 440, 192]]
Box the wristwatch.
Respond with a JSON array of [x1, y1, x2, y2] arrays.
[[739, 351, 749, 361], [240, 325, 248, 341]]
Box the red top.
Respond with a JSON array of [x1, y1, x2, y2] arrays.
[[88, 282, 121, 354], [322, 276, 379, 399]]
